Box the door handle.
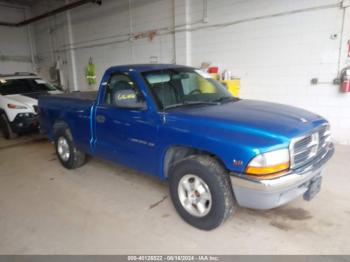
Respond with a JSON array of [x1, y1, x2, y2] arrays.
[[96, 114, 106, 123]]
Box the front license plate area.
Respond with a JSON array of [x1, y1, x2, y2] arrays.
[[304, 176, 322, 201]]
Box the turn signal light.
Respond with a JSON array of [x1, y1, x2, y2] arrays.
[[245, 148, 290, 177], [245, 162, 289, 176]]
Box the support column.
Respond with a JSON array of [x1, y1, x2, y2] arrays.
[[173, 0, 191, 65], [65, 0, 79, 91], [24, 7, 37, 73]]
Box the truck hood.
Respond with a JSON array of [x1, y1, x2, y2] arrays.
[[166, 99, 327, 139]]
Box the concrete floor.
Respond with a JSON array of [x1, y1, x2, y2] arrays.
[[0, 133, 349, 255]]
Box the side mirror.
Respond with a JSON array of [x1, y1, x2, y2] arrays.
[[113, 89, 147, 109]]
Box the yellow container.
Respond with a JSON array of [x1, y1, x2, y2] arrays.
[[198, 76, 216, 93], [220, 79, 240, 97], [209, 73, 220, 80]]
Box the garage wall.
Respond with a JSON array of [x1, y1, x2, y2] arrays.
[[30, 0, 350, 144], [188, 0, 350, 145], [31, 0, 175, 91], [0, 2, 34, 74]]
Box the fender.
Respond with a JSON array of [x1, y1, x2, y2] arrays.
[[160, 144, 228, 180]]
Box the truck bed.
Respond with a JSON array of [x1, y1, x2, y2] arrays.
[[39, 91, 97, 152], [52, 91, 98, 101]]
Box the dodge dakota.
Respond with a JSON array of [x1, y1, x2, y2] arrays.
[[39, 64, 334, 230]]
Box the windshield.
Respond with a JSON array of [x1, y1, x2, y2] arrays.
[[0, 78, 57, 95], [143, 68, 235, 110]]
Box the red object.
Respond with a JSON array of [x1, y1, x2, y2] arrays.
[[341, 78, 350, 92], [7, 104, 17, 109], [208, 67, 219, 73]]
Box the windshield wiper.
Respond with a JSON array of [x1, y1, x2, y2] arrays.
[[213, 96, 239, 103], [163, 101, 219, 111]]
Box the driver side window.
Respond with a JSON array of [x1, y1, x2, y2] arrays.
[[104, 74, 143, 106]]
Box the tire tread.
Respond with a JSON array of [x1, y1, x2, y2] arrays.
[[55, 127, 86, 169], [0, 114, 18, 139], [169, 154, 237, 230], [188, 155, 236, 225]]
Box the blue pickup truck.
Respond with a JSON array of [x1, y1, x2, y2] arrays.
[[39, 64, 334, 230]]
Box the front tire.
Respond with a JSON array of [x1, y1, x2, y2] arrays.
[[169, 155, 236, 230], [0, 114, 17, 139], [54, 127, 86, 169]]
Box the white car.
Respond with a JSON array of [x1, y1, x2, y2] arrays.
[[0, 73, 62, 139]]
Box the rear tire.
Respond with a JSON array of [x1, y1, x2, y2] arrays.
[[0, 114, 17, 139], [54, 127, 86, 169], [169, 155, 236, 230]]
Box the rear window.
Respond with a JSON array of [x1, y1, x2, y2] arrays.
[[0, 78, 56, 95]]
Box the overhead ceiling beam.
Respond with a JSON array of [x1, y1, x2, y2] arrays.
[[0, 0, 102, 27]]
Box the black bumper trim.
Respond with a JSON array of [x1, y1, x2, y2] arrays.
[[10, 114, 39, 133]]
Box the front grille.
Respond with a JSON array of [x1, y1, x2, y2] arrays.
[[290, 124, 331, 169], [33, 105, 39, 114]]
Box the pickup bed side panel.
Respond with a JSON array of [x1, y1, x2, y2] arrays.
[[39, 97, 94, 154]]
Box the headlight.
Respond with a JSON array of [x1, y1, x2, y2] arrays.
[[245, 148, 290, 176], [7, 103, 27, 109]]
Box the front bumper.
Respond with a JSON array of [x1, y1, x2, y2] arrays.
[[230, 143, 335, 209], [10, 114, 39, 133]]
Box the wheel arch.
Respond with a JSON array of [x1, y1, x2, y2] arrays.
[[52, 120, 71, 138], [162, 144, 229, 179]]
